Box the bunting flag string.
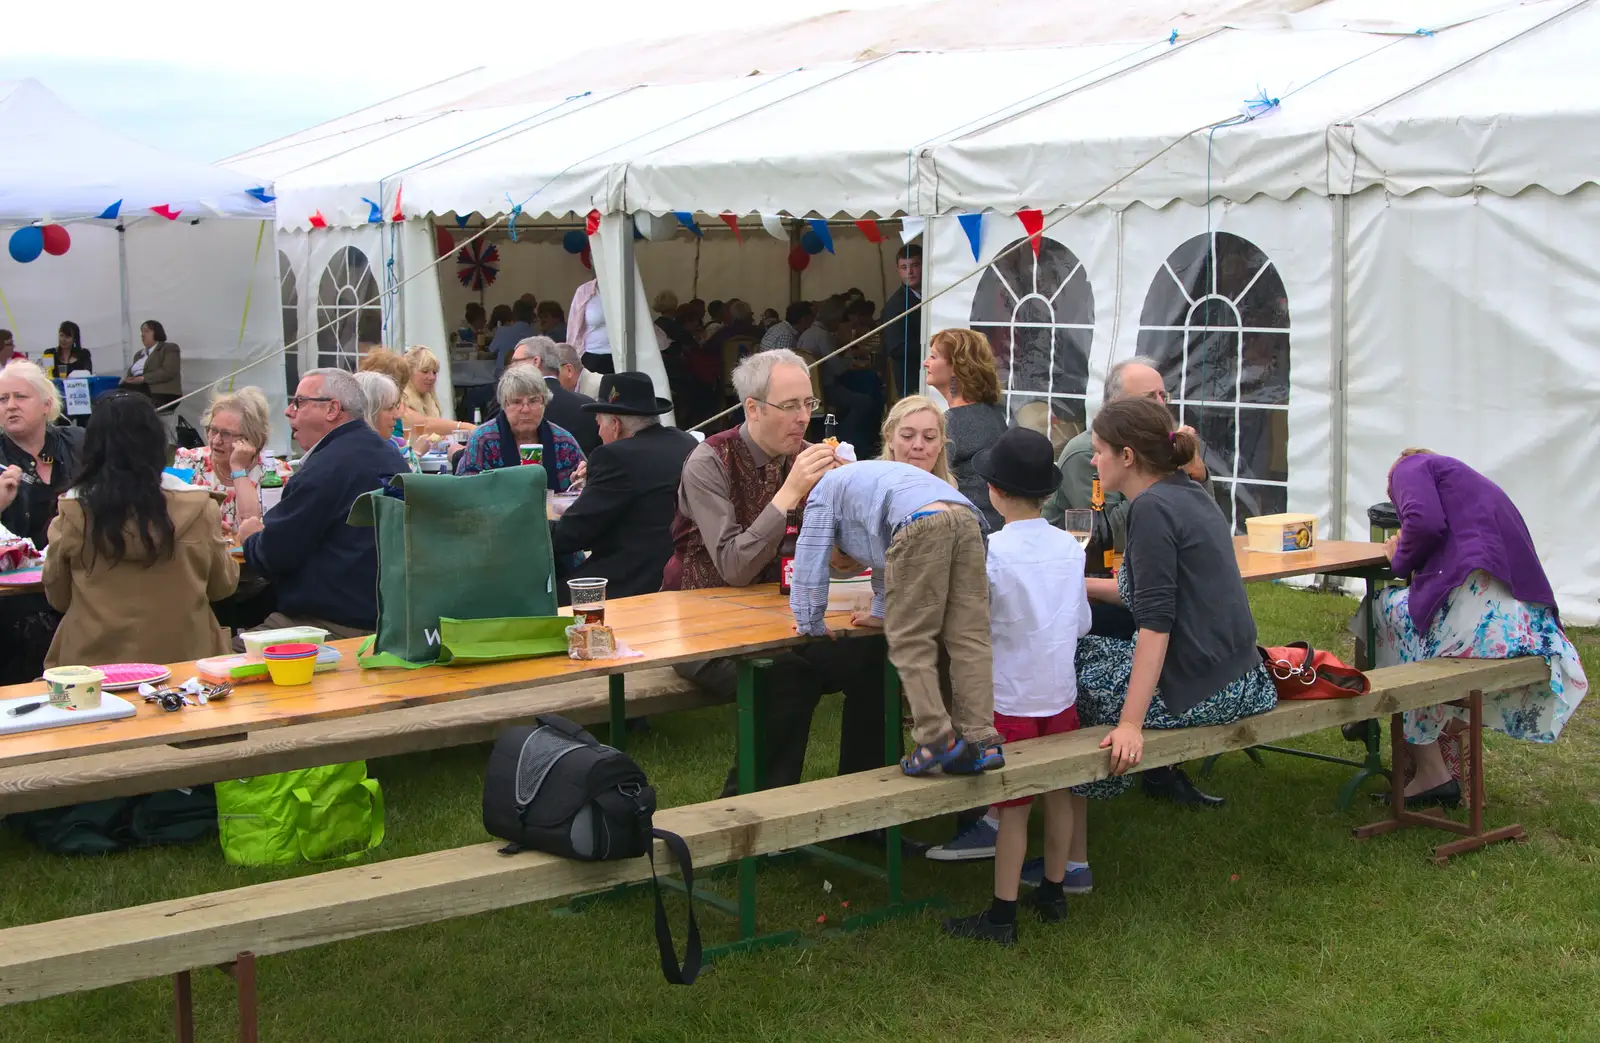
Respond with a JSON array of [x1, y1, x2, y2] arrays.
[[759, 213, 786, 240], [672, 211, 703, 238], [97, 200, 122, 220], [454, 213, 470, 228], [390, 185, 404, 223], [805, 218, 835, 254], [585, 209, 601, 236], [957, 213, 984, 261], [308, 211, 328, 229], [899, 216, 925, 244], [1017, 208, 1044, 257], [853, 219, 883, 244], [361, 197, 383, 224], [718, 212, 742, 242], [150, 205, 182, 221], [246, 187, 276, 204]]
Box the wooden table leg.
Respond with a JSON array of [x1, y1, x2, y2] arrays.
[[607, 675, 626, 752], [1352, 693, 1526, 863], [173, 970, 194, 1043]]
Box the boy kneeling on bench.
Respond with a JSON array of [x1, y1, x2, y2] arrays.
[[787, 459, 1002, 775]]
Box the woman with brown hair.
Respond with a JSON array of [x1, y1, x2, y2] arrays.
[[925, 328, 1006, 529], [1073, 395, 1276, 799], [360, 347, 471, 441]]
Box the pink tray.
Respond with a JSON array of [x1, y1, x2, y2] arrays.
[[0, 567, 43, 586]]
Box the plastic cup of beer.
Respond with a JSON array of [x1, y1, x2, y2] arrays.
[[568, 578, 608, 625], [518, 444, 543, 465]]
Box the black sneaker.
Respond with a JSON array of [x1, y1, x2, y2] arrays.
[[941, 910, 1017, 946], [1021, 887, 1068, 924]]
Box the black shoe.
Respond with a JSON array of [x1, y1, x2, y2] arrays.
[[1342, 721, 1374, 743], [848, 829, 932, 857], [1142, 766, 1225, 808], [941, 910, 1017, 946], [1021, 887, 1067, 924], [1371, 779, 1462, 810]]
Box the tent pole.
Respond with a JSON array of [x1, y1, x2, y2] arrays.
[[789, 220, 802, 304], [619, 223, 637, 372], [1328, 193, 1350, 542], [117, 224, 133, 369]]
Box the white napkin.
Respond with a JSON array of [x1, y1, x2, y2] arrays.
[[834, 441, 858, 463]]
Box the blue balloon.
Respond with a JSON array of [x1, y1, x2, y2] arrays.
[[562, 229, 588, 254], [8, 226, 43, 264], [800, 229, 824, 255]]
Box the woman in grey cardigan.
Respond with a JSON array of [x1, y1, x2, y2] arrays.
[[924, 328, 1007, 530], [121, 319, 181, 408], [1072, 395, 1277, 800]]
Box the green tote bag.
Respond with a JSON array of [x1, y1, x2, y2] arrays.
[[215, 763, 384, 867], [349, 467, 559, 666]]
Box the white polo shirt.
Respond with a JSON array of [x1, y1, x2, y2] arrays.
[[986, 517, 1093, 717]]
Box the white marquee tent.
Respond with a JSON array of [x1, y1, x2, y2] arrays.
[[224, 0, 1600, 621], [0, 79, 283, 441]]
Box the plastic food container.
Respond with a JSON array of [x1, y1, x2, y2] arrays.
[[242, 627, 329, 661], [1245, 513, 1317, 553], [42, 665, 105, 711]]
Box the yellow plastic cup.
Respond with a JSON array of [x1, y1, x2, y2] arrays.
[[265, 654, 317, 686]]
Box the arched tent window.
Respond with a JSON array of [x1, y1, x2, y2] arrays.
[[316, 246, 381, 369], [1136, 231, 1290, 531], [279, 252, 299, 397], [968, 236, 1094, 453]]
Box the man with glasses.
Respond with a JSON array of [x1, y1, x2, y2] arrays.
[[235, 368, 406, 638], [663, 349, 898, 826]]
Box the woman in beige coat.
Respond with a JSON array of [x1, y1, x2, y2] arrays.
[[43, 392, 237, 668]]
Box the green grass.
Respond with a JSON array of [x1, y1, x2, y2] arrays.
[[2, 585, 1597, 1043]]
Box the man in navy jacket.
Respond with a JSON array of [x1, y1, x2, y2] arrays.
[[237, 368, 405, 635]]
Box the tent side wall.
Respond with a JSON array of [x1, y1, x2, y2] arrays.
[[124, 219, 286, 447], [1343, 184, 1600, 626], [922, 193, 1334, 542]]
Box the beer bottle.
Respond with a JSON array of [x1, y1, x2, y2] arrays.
[[1084, 477, 1118, 578], [778, 511, 801, 595], [823, 413, 838, 443]]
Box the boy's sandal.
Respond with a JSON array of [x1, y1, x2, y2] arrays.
[[945, 742, 1004, 775], [902, 735, 964, 776]]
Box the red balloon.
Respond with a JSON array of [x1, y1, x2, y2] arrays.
[[434, 226, 455, 259], [580, 246, 593, 270], [788, 245, 811, 271], [41, 225, 70, 256]]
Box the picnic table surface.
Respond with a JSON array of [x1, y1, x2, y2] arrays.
[[0, 539, 1390, 769]]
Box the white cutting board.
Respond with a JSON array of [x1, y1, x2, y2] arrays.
[[0, 691, 138, 737]]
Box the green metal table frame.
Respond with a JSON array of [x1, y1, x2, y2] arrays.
[[557, 653, 937, 961], [1199, 560, 1397, 810]]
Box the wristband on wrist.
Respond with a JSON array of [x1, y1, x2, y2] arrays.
[[230, 469, 251, 480]]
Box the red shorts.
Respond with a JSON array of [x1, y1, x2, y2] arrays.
[[993, 706, 1081, 808]]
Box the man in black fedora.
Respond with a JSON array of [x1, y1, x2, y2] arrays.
[[550, 372, 698, 603]]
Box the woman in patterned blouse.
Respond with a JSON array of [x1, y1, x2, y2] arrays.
[[455, 364, 583, 489]]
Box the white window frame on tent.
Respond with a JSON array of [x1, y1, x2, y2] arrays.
[[968, 235, 1095, 451], [279, 252, 299, 396], [1136, 231, 1291, 532], [316, 246, 381, 370]]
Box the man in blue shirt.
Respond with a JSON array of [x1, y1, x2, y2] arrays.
[[789, 460, 1002, 775], [488, 298, 536, 376]]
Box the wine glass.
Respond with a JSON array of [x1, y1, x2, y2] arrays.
[[1063, 509, 1093, 551]]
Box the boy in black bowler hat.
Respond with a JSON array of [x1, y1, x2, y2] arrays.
[[942, 426, 1093, 947]]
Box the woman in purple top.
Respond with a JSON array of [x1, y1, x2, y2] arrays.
[[1358, 449, 1588, 808]]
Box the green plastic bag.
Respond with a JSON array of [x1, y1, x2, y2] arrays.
[[349, 468, 558, 667], [215, 763, 385, 867], [434, 615, 572, 664]]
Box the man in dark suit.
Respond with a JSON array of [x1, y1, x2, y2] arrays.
[[879, 243, 922, 400], [550, 372, 697, 603], [514, 336, 601, 454]]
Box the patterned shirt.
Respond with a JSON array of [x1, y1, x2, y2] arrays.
[[760, 321, 798, 352], [788, 460, 980, 636], [454, 419, 584, 491], [171, 446, 291, 530]]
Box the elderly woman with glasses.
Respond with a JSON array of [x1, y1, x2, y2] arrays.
[[455, 364, 584, 489], [172, 386, 289, 534]]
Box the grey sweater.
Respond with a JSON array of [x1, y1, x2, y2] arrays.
[[1124, 473, 1259, 714], [945, 401, 1007, 531]]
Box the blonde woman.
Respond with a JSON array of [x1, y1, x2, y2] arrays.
[[360, 347, 470, 442], [171, 386, 284, 533], [925, 328, 1007, 529], [878, 394, 954, 486]]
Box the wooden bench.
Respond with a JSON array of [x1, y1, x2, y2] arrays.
[[0, 655, 1548, 1035], [0, 668, 714, 816]]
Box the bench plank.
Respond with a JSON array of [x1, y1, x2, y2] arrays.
[[0, 656, 1547, 1005], [0, 669, 715, 815]]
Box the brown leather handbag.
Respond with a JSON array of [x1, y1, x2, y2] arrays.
[[1260, 642, 1371, 700]]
